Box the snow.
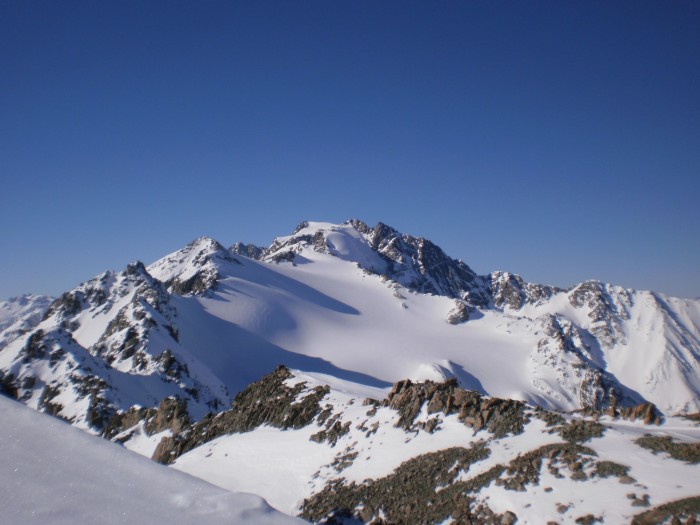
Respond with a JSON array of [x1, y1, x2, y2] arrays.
[[2, 219, 699, 524], [172, 370, 700, 521], [0, 394, 302, 524], [476, 415, 700, 524]]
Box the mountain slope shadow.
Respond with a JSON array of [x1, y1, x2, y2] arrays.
[[173, 296, 389, 395], [213, 258, 361, 316]]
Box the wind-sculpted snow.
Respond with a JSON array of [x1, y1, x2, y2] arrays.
[[0, 394, 302, 525]]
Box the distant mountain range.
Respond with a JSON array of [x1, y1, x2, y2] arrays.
[[1, 219, 699, 524]]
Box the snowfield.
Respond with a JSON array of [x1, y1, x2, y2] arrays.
[[0, 394, 301, 524]]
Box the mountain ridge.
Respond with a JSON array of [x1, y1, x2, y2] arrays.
[[1, 218, 699, 422], [1, 218, 699, 523]]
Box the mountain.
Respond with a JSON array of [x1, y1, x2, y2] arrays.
[[1, 219, 699, 524], [0, 294, 53, 349]]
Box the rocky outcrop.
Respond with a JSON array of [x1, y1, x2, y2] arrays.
[[635, 435, 700, 464], [383, 378, 528, 438], [611, 402, 663, 425], [150, 237, 239, 297], [568, 281, 631, 348], [230, 242, 265, 260], [446, 300, 471, 324], [631, 496, 700, 525], [551, 417, 606, 443], [348, 219, 491, 306], [490, 271, 562, 310], [301, 441, 609, 524], [103, 396, 190, 441], [529, 314, 641, 412], [301, 443, 499, 525], [152, 366, 329, 464]]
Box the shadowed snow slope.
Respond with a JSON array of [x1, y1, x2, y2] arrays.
[[0, 394, 301, 525]]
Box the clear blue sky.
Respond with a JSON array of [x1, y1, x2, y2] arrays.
[[2, 1, 699, 299]]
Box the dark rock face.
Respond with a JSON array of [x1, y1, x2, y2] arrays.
[[611, 402, 663, 426], [160, 238, 238, 297], [152, 365, 329, 464], [348, 219, 491, 306], [103, 406, 155, 440], [268, 249, 297, 264], [382, 378, 528, 438], [230, 242, 265, 260], [166, 270, 219, 296], [38, 384, 64, 418], [0, 370, 18, 399], [145, 397, 191, 435], [105, 395, 191, 439], [44, 292, 83, 322]]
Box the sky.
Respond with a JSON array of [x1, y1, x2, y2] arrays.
[[1, 1, 699, 299]]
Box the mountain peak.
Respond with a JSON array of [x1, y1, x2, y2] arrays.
[[148, 236, 238, 297]]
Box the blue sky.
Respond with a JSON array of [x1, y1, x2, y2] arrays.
[[2, 1, 699, 299]]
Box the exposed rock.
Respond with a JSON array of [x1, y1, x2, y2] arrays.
[[20, 329, 47, 362], [38, 384, 65, 418], [0, 370, 18, 399], [635, 435, 700, 464], [383, 378, 528, 438], [594, 460, 632, 480], [230, 242, 265, 260], [348, 219, 491, 306], [302, 441, 597, 524], [310, 416, 351, 447], [631, 496, 700, 525], [567, 280, 631, 348], [300, 442, 494, 524], [446, 300, 471, 324], [145, 396, 190, 435], [152, 366, 329, 464], [102, 406, 155, 439], [615, 402, 663, 425], [44, 292, 83, 321], [552, 418, 606, 443], [269, 250, 296, 264], [490, 271, 561, 310], [575, 515, 602, 524], [165, 268, 220, 296]]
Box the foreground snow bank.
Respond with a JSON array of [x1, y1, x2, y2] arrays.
[[0, 395, 302, 525]]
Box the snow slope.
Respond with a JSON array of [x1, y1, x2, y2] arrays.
[[168, 369, 700, 523], [0, 394, 302, 525]]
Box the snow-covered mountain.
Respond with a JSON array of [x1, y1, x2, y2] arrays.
[[0, 294, 53, 349], [1, 219, 699, 523]]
